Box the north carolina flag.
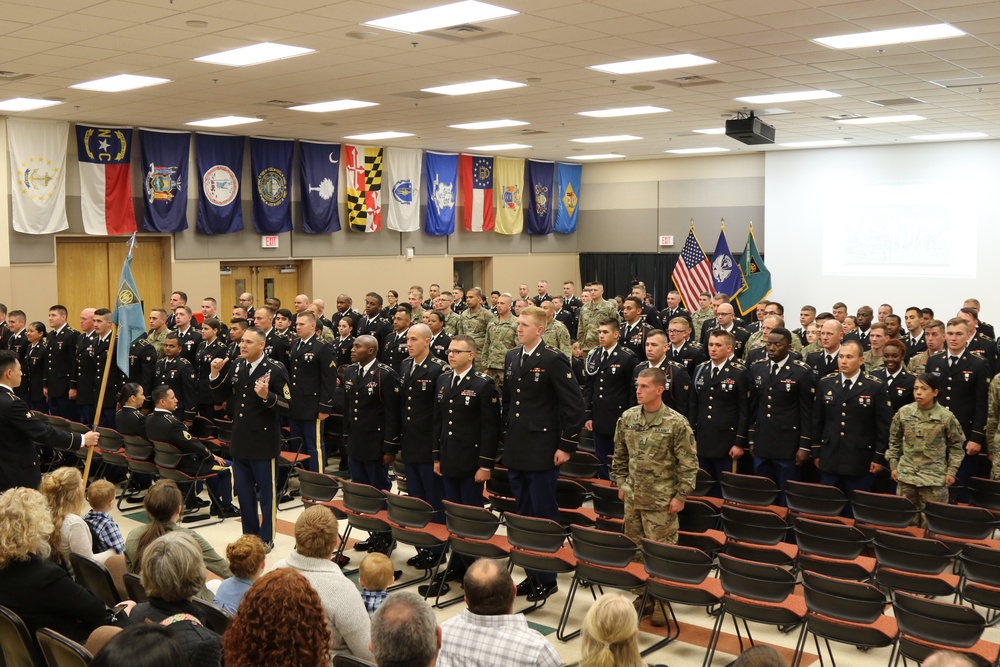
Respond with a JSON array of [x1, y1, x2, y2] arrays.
[[76, 125, 137, 236], [346, 145, 383, 232], [494, 156, 524, 235], [460, 154, 494, 232]]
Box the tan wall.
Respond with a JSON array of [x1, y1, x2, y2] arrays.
[[309, 256, 454, 306], [2, 265, 60, 323], [489, 254, 580, 297], [169, 258, 223, 310]]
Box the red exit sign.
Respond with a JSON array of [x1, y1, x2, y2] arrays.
[[659, 235, 674, 246], [261, 235, 279, 248]]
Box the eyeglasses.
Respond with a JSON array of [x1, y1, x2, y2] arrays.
[[667, 329, 687, 335], [447, 349, 472, 355]]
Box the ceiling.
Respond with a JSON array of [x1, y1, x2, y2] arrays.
[[4, 0, 1000, 161]]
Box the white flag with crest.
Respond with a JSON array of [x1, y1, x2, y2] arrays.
[[8, 118, 69, 234], [385, 147, 422, 232]]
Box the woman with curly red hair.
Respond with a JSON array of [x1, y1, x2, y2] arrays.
[[222, 568, 331, 667]]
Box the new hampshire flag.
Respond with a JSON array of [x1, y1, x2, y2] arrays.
[[425, 151, 457, 236], [111, 240, 145, 376], [250, 137, 293, 234]]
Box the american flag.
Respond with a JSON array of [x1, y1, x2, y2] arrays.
[[672, 228, 714, 311]]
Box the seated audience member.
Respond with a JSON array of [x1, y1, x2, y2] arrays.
[[90, 624, 189, 667], [922, 652, 976, 667], [276, 505, 373, 660], [222, 568, 331, 667], [437, 558, 561, 667], [732, 646, 787, 667], [115, 383, 147, 436], [0, 487, 132, 645], [359, 552, 394, 617], [371, 591, 441, 667], [84, 479, 126, 555], [577, 592, 646, 667], [124, 480, 231, 600], [213, 534, 267, 614], [41, 466, 115, 571]]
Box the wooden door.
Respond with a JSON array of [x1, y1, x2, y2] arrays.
[[257, 265, 299, 310], [220, 267, 254, 315], [218, 264, 301, 315], [56, 238, 163, 322]]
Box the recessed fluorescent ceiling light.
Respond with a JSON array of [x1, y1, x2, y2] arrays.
[[577, 106, 669, 118], [815, 23, 965, 49], [363, 1, 517, 33], [71, 74, 170, 92], [589, 54, 715, 75], [839, 115, 925, 125], [571, 135, 642, 143], [911, 132, 988, 140], [290, 100, 378, 113], [343, 131, 414, 141], [0, 98, 62, 111], [186, 116, 263, 128], [422, 79, 525, 96], [780, 140, 851, 147], [450, 119, 529, 130], [665, 147, 730, 154], [735, 90, 840, 104], [693, 128, 726, 135], [468, 143, 531, 150], [194, 42, 314, 67], [565, 154, 627, 160]]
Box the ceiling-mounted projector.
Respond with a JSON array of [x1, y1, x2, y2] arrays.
[[726, 111, 775, 145]]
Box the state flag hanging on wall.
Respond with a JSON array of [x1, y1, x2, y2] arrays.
[[250, 137, 293, 234], [7, 118, 68, 234], [554, 162, 581, 234], [385, 147, 422, 233], [299, 141, 341, 234], [345, 144, 383, 232], [525, 159, 554, 235], [139, 129, 189, 233], [75, 125, 137, 236], [494, 156, 524, 235], [460, 154, 494, 232], [425, 151, 458, 236], [195, 133, 244, 234]]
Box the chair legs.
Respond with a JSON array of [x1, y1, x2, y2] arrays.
[[557, 575, 585, 642], [179, 480, 223, 527], [390, 545, 447, 592], [637, 592, 681, 658]]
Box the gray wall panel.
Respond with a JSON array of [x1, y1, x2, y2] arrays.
[[577, 209, 658, 253]]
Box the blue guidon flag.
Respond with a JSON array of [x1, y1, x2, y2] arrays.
[[250, 137, 293, 234], [111, 236, 145, 376]]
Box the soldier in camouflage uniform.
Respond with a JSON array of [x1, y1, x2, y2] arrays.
[[436, 294, 461, 336], [744, 315, 803, 359], [862, 323, 888, 372], [457, 288, 495, 372], [986, 368, 1000, 479], [906, 319, 946, 376], [690, 292, 714, 342], [540, 300, 573, 359], [577, 282, 619, 353], [482, 294, 518, 389], [886, 373, 965, 526]]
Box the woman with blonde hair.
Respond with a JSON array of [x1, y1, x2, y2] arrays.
[[578, 592, 646, 667], [40, 466, 115, 571]]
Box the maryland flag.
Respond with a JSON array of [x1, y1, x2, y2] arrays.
[[735, 223, 772, 315], [346, 145, 383, 232]]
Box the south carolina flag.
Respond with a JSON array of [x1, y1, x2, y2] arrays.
[[460, 154, 494, 232], [76, 125, 137, 236]]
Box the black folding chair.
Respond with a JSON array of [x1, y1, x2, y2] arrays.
[[0, 604, 43, 667], [70, 553, 122, 607], [190, 597, 234, 634], [892, 591, 999, 667], [504, 513, 576, 615]]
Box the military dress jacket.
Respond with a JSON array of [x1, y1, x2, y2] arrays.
[[400, 355, 451, 463], [210, 357, 290, 460], [343, 361, 401, 462], [433, 370, 501, 477], [690, 358, 752, 458], [812, 372, 892, 476], [749, 358, 815, 460]]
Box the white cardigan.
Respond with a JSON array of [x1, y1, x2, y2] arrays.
[[60, 514, 114, 575]]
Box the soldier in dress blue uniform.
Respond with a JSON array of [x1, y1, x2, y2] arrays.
[[583, 317, 639, 479], [90, 309, 124, 428], [502, 306, 584, 601], [155, 333, 197, 424], [127, 336, 156, 412], [807, 319, 844, 378], [619, 297, 652, 358], [631, 329, 692, 423], [424, 311, 452, 363], [357, 293, 393, 348], [699, 303, 750, 358], [226, 319, 249, 363], [666, 317, 707, 376], [690, 329, 753, 494], [6, 310, 27, 367], [73, 311, 100, 427], [343, 335, 401, 554], [812, 339, 892, 503], [748, 327, 815, 502], [195, 318, 229, 420], [45, 305, 80, 421], [332, 294, 363, 337], [659, 290, 690, 329], [552, 296, 577, 339], [873, 338, 916, 415], [561, 281, 583, 316], [288, 312, 337, 474], [381, 306, 411, 375], [958, 308, 999, 375], [172, 306, 201, 366], [209, 327, 290, 550], [253, 306, 289, 370], [24, 322, 48, 413]]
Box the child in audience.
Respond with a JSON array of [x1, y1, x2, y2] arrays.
[[358, 553, 393, 617], [214, 534, 267, 614], [83, 479, 125, 555]]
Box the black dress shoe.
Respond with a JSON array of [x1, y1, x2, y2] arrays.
[[407, 552, 426, 567], [527, 581, 558, 602], [277, 494, 294, 504], [212, 504, 241, 518], [418, 580, 450, 597], [353, 539, 372, 552], [185, 497, 210, 509], [369, 537, 397, 555], [515, 577, 538, 597]]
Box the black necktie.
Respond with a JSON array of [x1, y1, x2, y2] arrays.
[[712, 367, 720, 380], [949, 356, 957, 368], [452, 373, 460, 389], [826, 354, 833, 366], [770, 363, 778, 378], [887, 375, 894, 387], [521, 352, 530, 370], [844, 379, 852, 391], [601, 350, 609, 364]]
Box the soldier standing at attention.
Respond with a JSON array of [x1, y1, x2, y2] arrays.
[[690, 292, 715, 342], [612, 366, 697, 626], [576, 282, 618, 354], [583, 317, 638, 479], [886, 373, 965, 526], [45, 304, 80, 421], [907, 319, 946, 376], [457, 288, 495, 373], [155, 333, 197, 424], [482, 294, 518, 390], [540, 300, 573, 360], [288, 312, 337, 473]]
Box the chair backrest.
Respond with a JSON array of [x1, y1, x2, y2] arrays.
[[0, 605, 42, 667], [872, 530, 955, 575], [554, 478, 588, 510], [569, 525, 638, 567], [123, 572, 148, 603], [640, 539, 713, 585], [95, 426, 124, 453], [923, 501, 999, 541], [893, 591, 986, 649], [150, 440, 183, 470], [678, 498, 720, 533], [503, 513, 568, 553], [297, 470, 342, 504], [721, 504, 788, 546], [851, 490, 917, 528], [339, 480, 387, 515], [793, 517, 869, 559], [190, 597, 234, 635], [121, 434, 154, 461], [69, 553, 121, 607], [188, 416, 217, 439], [785, 481, 848, 517], [332, 655, 377, 667], [720, 472, 779, 507], [443, 501, 501, 541], [590, 484, 624, 520], [800, 570, 888, 624], [213, 419, 234, 444], [384, 493, 435, 528], [717, 553, 795, 602], [559, 452, 602, 479], [968, 476, 1000, 511], [36, 628, 92, 667], [693, 468, 715, 497]]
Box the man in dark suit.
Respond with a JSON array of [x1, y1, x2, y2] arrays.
[[253, 306, 289, 370], [807, 319, 844, 378], [155, 333, 197, 424], [748, 328, 815, 502], [631, 329, 691, 423], [0, 350, 97, 492], [812, 339, 892, 501], [873, 338, 916, 415], [357, 293, 393, 348], [146, 385, 238, 516], [926, 317, 992, 496], [502, 306, 584, 601], [210, 327, 290, 550], [45, 304, 80, 421], [288, 312, 337, 474], [690, 329, 752, 493], [343, 334, 401, 554], [583, 317, 638, 479], [665, 317, 707, 376], [424, 311, 451, 363]]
